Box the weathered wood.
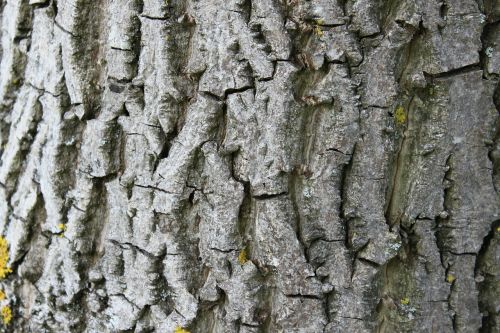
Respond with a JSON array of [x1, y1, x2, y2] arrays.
[[0, 0, 498, 332]]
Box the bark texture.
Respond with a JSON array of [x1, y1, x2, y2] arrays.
[[0, 0, 499, 332]]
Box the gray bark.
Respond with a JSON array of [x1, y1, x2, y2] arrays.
[[0, 0, 498, 332]]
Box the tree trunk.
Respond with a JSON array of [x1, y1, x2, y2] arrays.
[[0, 0, 498, 332]]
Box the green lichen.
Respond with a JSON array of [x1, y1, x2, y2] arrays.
[[1, 305, 11, 325], [313, 25, 323, 37], [174, 326, 190, 333], [394, 106, 406, 125], [314, 18, 324, 25], [238, 248, 248, 265]]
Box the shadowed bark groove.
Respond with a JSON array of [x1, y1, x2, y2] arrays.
[[0, 0, 498, 332]]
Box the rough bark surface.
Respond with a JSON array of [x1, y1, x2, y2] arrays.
[[0, 0, 499, 332]]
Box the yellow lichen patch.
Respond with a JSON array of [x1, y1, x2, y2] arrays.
[[57, 224, 67, 238], [400, 297, 410, 305], [1, 305, 11, 325], [394, 106, 406, 124], [238, 248, 248, 265], [313, 25, 323, 37], [0, 237, 12, 279], [446, 274, 456, 283], [0, 290, 5, 301], [174, 326, 190, 333], [314, 18, 324, 25]]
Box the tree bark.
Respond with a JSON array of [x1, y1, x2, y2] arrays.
[[0, 0, 499, 332]]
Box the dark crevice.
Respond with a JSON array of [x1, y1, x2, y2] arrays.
[[140, 14, 169, 21], [423, 64, 481, 80], [476, 220, 500, 332], [385, 94, 413, 228], [252, 191, 288, 200]]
